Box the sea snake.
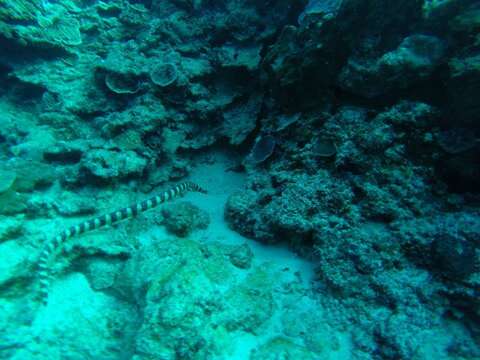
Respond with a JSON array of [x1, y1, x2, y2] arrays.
[[38, 181, 207, 305]]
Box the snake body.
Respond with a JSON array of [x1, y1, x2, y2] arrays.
[[38, 181, 207, 305]]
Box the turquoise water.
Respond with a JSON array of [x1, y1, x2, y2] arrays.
[[0, 0, 479, 359]]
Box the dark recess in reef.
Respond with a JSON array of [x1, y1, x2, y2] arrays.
[[0, 34, 70, 65]]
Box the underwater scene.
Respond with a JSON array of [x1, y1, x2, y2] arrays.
[[0, 0, 479, 359]]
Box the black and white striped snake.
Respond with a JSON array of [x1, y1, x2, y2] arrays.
[[38, 181, 207, 305]]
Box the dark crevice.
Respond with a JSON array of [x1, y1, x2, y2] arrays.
[[0, 34, 70, 66]]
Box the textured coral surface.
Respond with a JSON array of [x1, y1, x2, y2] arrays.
[[0, 0, 479, 359]]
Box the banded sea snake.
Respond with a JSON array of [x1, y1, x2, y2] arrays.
[[38, 181, 207, 305]]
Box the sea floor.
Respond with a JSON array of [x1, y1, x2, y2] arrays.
[[1, 155, 354, 359]]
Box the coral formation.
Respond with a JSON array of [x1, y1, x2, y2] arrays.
[[0, 0, 479, 358]]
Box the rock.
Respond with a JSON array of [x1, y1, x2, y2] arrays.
[[226, 172, 356, 246], [435, 128, 479, 155], [54, 192, 96, 216], [222, 268, 275, 332], [13, 160, 56, 192], [161, 202, 210, 237], [298, 0, 343, 25], [120, 239, 269, 358], [228, 243, 254, 269], [0, 241, 32, 294], [36, 14, 83, 47], [225, 190, 262, 239], [9, 126, 57, 161], [81, 149, 147, 181], [0, 1, 83, 49], [275, 113, 301, 132], [448, 53, 480, 126], [252, 337, 318, 360], [23, 272, 137, 360], [161, 128, 184, 155], [100, 40, 148, 77], [448, 3, 480, 34], [43, 141, 84, 164], [0, 168, 16, 194], [0, 192, 28, 216], [0, 215, 24, 243], [83, 259, 124, 291], [338, 34, 446, 98], [0, 0, 43, 23], [432, 233, 477, 280], [13, 53, 111, 116], [216, 44, 262, 70], [221, 95, 262, 145], [98, 100, 167, 137]]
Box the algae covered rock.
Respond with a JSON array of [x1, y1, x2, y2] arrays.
[[222, 267, 275, 332], [20, 272, 138, 360], [226, 172, 356, 245], [81, 148, 147, 181], [0, 160, 55, 216], [448, 53, 480, 125], [0, 168, 16, 194], [251, 337, 318, 360], [43, 141, 84, 164], [432, 232, 477, 280], [216, 44, 262, 70], [225, 189, 264, 239], [98, 42, 147, 95], [12, 160, 56, 192], [338, 34, 446, 98], [221, 95, 262, 145], [84, 258, 125, 291], [298, 0, 344, 25], [54, 191, 96, 216], [36, 14, 82, 47], [122, 239, 223, 358], [115, 236, 319, 359], [228, 243, 254, 269], [0, 192, 27, 216], [0, 240, 32, 295], [0, 0, 82, 48], [98, 100, 167, 137], [0, 215, 23, 243], [0, 0, 43, 23], [161, 201, 210, 237]]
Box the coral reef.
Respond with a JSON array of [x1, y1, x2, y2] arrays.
[[0, 0, 479, 359]]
